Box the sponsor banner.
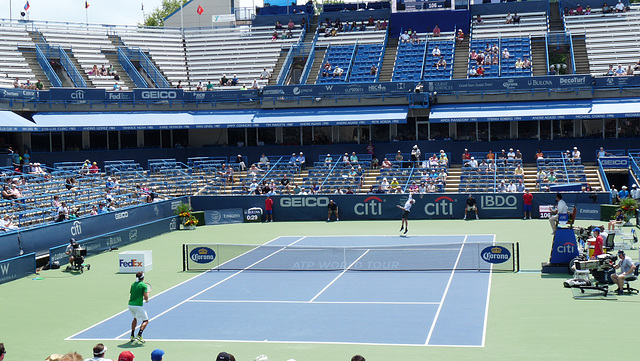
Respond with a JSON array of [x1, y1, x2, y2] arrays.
[[49, 216, 178, 266], [425, 75, 592, 94], [550, 228, 580, 263], [0, 199, 182, 261], [204, 208, 244, 225], [594, 76, 640, 88], [575, 203, 601, 220], [539, 205, 553, 219], [184, 244, 218, 270], [106, 91, 134, 102], [0, 88, 39, 100], [49, 88, 106, 102], [191, 192, 609, 221], [480, 245, 511, 264], [599, 156, 629, 169], [0, 252, 35, 285], [262, 82, 415, 98], [134, 88, 184, 102], [187, 90, 260, 101]]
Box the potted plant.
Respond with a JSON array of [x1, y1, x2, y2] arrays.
[[174, 202, 193, 229], [620, 197, 638, 225], [184, 215, 199, 230]]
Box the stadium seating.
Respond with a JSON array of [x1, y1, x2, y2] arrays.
[[563, 8, 640, 74], [392, 36, 426, 81], [423, 38, 454, 80], [499, 37, 532, 77], [183, 25, 303, 90], [317, 45, 356, 83], [316, 22, 387, 47], [471, 12, 548, 39], [348, 44, 384, 82], [0, 22, 40, 88]]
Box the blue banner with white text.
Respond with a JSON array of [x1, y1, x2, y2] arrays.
[[262, 82, 416, 98], [49, 88, 106, 102], [424, 75, 593, 94], [0, 252, 35, 285], [134, 88, 184, 102]]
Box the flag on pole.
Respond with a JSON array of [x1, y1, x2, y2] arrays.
[[141, 3, 144, 11], [24, 1, 30, 11], [85, 1, 90, 8], [197, 5, 204, 15]]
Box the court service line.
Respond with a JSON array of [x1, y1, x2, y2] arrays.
[[480, 234, 497, 347], [113, 236, 308, 340], [186, 299, 440, 305], [308, 250, 370, 303], [66, 235, 291, 341], [424, 235, 468, 346]]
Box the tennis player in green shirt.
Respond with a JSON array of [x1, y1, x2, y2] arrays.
[[128, 271, 150, 343]]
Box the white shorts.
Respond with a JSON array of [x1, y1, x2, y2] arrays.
[[128, 305, 148, 321]]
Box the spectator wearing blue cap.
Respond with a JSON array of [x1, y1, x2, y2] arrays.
[[590, 228, 604, 258], [150, 349, 164, 361]]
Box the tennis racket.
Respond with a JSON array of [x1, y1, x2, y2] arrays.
[[144, 282, 152, 292]]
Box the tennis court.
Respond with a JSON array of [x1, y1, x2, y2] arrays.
[[68, 234, 516, 347]]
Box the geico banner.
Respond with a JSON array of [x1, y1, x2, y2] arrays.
[[49, 216, 178, 266], [191, 193, 609, 221], [0, 199, 181, 260], [425, 75, 592, 94], [0, 252, 35, 285], [134, 88, 184, 101], [262, 82, 415, 98], [599, 156, 629, 169]]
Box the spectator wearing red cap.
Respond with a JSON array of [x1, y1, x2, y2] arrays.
[[118, 351, 134, 361]]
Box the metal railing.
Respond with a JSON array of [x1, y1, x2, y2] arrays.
[[35, 44, 62, 87], [56, 45, 87, 88], [276, 46, 295, 86], [299, 30, 319, 84], [117, 47, 148, 88], [123, 47, 170, 88], [568, 32, 576, 74]]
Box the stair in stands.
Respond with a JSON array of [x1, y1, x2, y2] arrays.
[[20, 49, 50, 89], [548, 2, 565, 32], [268, 50, 289, 86], [306, 48, 326, 84], [571, 35, 590, 74], [378, 37, 398, 82], [530, 37, 548, 77], [63, 49, 92, 86], [102, 51, 137, 89], [451, 38, 469, 79]]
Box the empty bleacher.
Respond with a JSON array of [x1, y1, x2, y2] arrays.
[[0, 21, 39, 88], [564, 8, 640, 73], [471, 12, 548, 39], [316, 45, 355, 83], [423, 38, 454, 80], [349, 43, 384, 82], [392, 39, 426, 81]]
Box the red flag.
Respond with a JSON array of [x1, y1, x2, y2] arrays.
[[24, 1, 30, 11], [85, 1, 90, 8], [197, 5, 204, 15]]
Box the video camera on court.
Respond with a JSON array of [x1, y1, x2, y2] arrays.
[[70, 240, 87, 258], [574, 253, 617, 272]]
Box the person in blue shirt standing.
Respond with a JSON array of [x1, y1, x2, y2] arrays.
[[619, 185, 629, 199]]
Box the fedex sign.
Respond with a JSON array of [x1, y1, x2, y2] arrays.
[[118, 251, 152, 273], [120, 259, 143, 267]]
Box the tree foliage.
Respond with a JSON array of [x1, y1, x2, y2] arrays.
[[142, 0, 188, 27]]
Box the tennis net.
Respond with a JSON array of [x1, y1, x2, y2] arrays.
[[183, 242, 519, 272]]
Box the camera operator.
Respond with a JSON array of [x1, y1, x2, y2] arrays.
[[611, 250, 636, 295], [590, 228, 604, 258], [65, 238, 79, 265]]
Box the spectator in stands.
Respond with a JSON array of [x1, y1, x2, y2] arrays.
[[349, 152, 358, 165], [432, 24, 440, 37], [231, 75, 239, 86], [380, 177, 390, 193], [1, 185, 15, 201], [476, 65, 485, 77], [547, 170, 557, 183], [564, 6, 571, 15], [507, 181, 517, 192], [498, 149, 507, 163], [456, 29, 464, 44], [584, 4, 592, 14], [100, 64, 107, 76], [251, 79, 259, 89], [486, 149, 495, 161], [603, 2, 613, 13], [439, 150, 448, 166], [468, 156, 478, 169], [620, 185, 630, 199], [225, 166, 235, 183], [604, 64, 615, 76], [235, 154, 246, 172], [436, 56, 447, 70], [411, 32, 420, 44], [432, 46, 440, 57], [55, 201, 69, 222], [502, 48, 510, 59], [507, 148, 516, 160], [300, 17, 307, 30], [381, 158, 392, 168], [288, 153, 297, 165], [112, 82, 121, 91], [469, 49, 477, 60], [35, 79, 44, 90], [333, 66, 344, 78], [298, 152, 306, 169], [2, 215, 18, 231], [113, 71, 120, 82], [597, 147, 611, 158], [475, 51, 484, 65], [287, 19, 295, 30], [370, 65, 378, 76], [626, 65, 634, 76], [611, 184, 620, 204], [492, 53, 499, 65], [260, 68, 271, 79], [474, 14, 484, 25], [615, 0, 627, 12], [523, 56, 531, 69], [515, 58, 524, 69], [275, 20, 283, 30], [12, 77, 20, 88], [462, 148, 471, 162], [468, 66, 477, 77], [219, 74, 229, 86], [505, 12, 514, 24], [271, 30, 279, 41], [478, 160, 488, 175], [515, 164, 525, 181], [483, 53, 492, 66], [615, 64, 626, 76], [259, 153, 270, 168], [400, 31, 410, 43], [513, 13, 521, 24], [89, 162, 99, 174], [497, 180, 507, 192]]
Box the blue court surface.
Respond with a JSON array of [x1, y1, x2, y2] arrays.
[[69, 235, 497, 347]]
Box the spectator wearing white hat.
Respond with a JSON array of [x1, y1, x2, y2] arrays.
[[468, 156, 478, 168], [619, 185, 629, 199], [84, 343, 112, 361], [507, 148, 516, 160], [571, 147, 581, 162], [631, 184, 640, 201], [410, 145, 421, 166], [297, 152, 306, 169]]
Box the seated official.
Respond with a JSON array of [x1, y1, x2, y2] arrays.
[[611, 250, 635, 295], [549, 193, 568, 235]]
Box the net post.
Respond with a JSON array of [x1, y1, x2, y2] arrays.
[[515, 242, 520, 272], [182, 244, 186, 271]]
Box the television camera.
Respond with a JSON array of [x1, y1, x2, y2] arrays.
[[66, 240, 90, 273]]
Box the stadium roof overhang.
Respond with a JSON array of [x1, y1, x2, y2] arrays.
[[0, 111, 39, 131], [31, 106, 408, 131], [428, 98, 640, 123]]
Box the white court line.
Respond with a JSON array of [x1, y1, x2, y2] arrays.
[[424, 235, 468, 346], [65, 236, 295, 341], [308, 250, 370, 303], [186, 299, 440, 305], [480, 234, 496, 348], [66, 337, 483, 347], [113, 235, 308, 339]]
